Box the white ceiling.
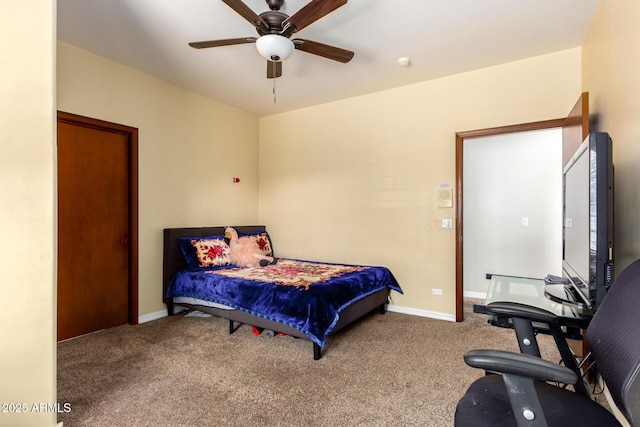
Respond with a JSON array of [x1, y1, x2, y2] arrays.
[[57, 0, 599, 118]]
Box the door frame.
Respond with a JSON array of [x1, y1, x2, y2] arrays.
[[454, 118, 565, 321], [57, 111, 139, 325]]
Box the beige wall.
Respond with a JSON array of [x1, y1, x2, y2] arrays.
[[583, 0, 640, 271], [5, 2, 634, 421], [259, 48, 582, 317], [57, 42, 260, 317], [0, 2, 56, 426]]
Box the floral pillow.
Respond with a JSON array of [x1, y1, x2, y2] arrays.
[[179, 236, 230, 268], [240, 231, 274, 257]]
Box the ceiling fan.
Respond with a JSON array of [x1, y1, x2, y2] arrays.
[[189, 0, 355, 79]]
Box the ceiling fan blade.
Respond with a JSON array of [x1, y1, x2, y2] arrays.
[[221, 0, 269, 33], [267, 61, 282, 79], [189, 37, 256, 49], [293, 39, 354, 63], [281, 0, 347, 36]]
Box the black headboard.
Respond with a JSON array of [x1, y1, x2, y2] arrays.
[[162, 225, 267, 304]]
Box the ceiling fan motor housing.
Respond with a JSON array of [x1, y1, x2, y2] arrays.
[[258, 11, 289, 36]]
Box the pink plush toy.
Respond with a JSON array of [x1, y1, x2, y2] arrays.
[[224, 227, 276, 267]]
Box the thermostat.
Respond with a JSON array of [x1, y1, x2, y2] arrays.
[[437, 188, 453, 208]]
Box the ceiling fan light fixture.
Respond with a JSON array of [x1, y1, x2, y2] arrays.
[[256, 34, 294, 62]]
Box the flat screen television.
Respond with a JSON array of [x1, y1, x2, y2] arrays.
[[562, 131, 614, 310]]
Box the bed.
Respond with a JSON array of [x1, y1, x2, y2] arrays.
[[163, 225, 402, 360]]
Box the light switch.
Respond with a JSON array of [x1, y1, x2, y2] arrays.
[[521, 217, 529, 227], [441, 218, 453, 229]]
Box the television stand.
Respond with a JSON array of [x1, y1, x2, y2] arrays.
[[543, 274, 592, 310], [544, 283, 591, 309]]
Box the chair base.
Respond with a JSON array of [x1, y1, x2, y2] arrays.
[[454, 375, 621, 427]]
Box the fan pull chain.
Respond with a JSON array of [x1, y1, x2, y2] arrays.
[[273, 79, 276, 104], [272, 65, 277, 104]]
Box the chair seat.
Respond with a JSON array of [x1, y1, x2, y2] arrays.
[[454, 374, 622, 427]]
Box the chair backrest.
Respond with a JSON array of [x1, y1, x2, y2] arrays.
[[586, 259, 640, 426]]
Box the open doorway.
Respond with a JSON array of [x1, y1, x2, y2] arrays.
[[463, 128, 563, 297], [454, 119, 565, 321], [454, 93, 589, 321]]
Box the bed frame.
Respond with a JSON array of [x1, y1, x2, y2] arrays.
[[162, 226, 390, 360]]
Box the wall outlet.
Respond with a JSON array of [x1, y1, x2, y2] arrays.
[[432, 288, 443, 296], [441, 218, 453, 229]]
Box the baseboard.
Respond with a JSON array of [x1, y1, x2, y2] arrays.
[[140, 304, 455, 324], [138, 306, 185, 324], [600, 375, 632, 427], [463, 290, 487, 300], [387, 304, 456, 322]]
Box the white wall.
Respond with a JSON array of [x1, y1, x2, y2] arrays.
[[463, 129, 563, 296]]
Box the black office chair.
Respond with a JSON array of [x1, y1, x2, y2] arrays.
[[455, 259, 640, 427], [482, 300, 592, 398]]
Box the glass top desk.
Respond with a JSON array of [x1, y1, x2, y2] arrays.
[[475, 274, 596, 397], [475, 274, 595, 335]]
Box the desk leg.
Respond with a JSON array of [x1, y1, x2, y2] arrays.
[[512, 318, 541, 357], [550, 325, 590, 397]]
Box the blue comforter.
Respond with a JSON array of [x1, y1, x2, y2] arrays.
[[166, 259, 402, 348]]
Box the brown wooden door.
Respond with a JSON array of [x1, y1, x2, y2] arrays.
[[57, 113, 137, 341]]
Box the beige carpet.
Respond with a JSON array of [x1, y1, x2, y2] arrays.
[[57, 300, 565, 426]]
